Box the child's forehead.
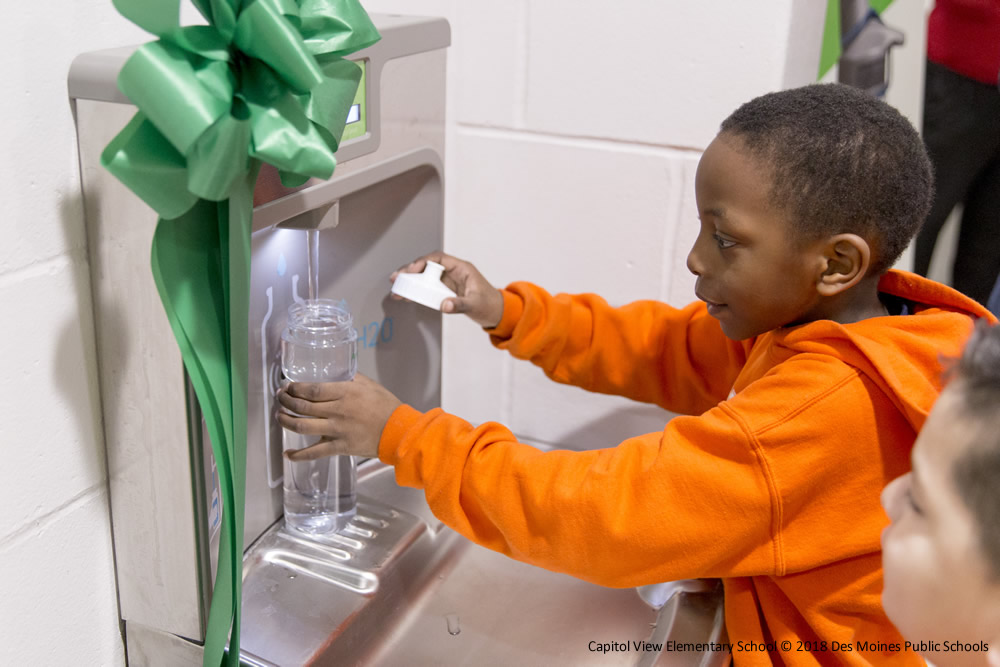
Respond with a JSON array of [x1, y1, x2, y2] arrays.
[[708, 131, 770, 162], [695, 136, 790, 225], [697, 134, 778, 189]]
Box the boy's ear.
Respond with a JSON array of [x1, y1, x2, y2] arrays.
[[815, 234, 872, 297]]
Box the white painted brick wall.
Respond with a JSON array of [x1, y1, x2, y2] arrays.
[[2, 0, 926, 662], [0, 491, 121, 666], [444, 130, 694, 446], [0, 257, 107, 533], [0, 0, 148, 663], [524, 1, 793, 149]]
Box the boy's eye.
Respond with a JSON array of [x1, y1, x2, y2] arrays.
[[712, 233, 737, 250], [904, 488, 923, 516]]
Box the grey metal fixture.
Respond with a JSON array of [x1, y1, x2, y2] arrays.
[[838, 0, 905, 97]]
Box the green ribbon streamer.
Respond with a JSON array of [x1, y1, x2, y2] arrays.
[[100, 1, 379, 665], [818, 0, 897, 80]]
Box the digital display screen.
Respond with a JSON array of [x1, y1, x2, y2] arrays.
[[341, 60, 367, 143], [346, 104, 361, 125]]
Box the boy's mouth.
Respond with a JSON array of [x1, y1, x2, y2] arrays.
[[696, 292, 727, 316]]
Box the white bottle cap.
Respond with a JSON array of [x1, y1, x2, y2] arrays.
[[390, 260, 457, 311]]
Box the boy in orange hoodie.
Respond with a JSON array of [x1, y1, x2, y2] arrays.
[[278, 84, 995, 665]]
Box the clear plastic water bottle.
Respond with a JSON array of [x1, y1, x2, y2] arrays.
[[280, 299, 358, 534]]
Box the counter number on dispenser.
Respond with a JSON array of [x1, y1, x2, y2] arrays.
[[361, 317, 393, 349]]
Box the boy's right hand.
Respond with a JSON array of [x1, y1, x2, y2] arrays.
[[391, 252, 504, 328]]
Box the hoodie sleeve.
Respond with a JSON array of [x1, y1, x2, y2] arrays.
[[379, 401, 779, 587], [378, 353, 915, 587], [485, 282, 752, 415]]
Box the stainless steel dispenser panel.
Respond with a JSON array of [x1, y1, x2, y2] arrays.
[[244, 151, 445, 550], [76, 98, 207, 640]]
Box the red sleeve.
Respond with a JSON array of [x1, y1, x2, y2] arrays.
[[485, 282, 752, 415], [927, 0, 1000, 84]]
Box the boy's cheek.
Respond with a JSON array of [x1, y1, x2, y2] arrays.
[[881, 534, 943, 640], [880, 554, 912, 634], [880, 530, 915, 602]]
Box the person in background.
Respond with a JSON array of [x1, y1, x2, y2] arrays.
[[881, 321, 1000, 666], [279, 84, 995, 665], [913, 0, 1000, 306]]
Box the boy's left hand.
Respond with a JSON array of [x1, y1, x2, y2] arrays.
[[276, 373, 402, 461]]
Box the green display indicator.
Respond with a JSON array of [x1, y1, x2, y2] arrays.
[[341, 59, 368, 143]]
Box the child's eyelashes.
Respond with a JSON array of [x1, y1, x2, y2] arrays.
[[712, 233, 737, 250], [904, 488, 923, 516]]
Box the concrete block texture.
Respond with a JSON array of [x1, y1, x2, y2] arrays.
[[662, 153, 701, 307], [0, 257, 106, 539], [0, 3, 148, 663], [0, 490, 124, 667], [448, 128, 686, 302], [443, 128, 697, 444], [0, 0, 147, 274], [524, 0, 794, 149], [511, 362, 676, 451], [453, 0, 527, 127], [441, 316, 512, 428]]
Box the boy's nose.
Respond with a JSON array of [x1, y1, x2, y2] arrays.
[[880, 473, 909, 521], [686, 242, 704, 276]]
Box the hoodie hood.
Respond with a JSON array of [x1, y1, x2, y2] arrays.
[[770, 270, 996, 433]]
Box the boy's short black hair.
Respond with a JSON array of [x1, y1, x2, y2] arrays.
[[719, 84, 933, 275], [949, 321, 1000, 580]]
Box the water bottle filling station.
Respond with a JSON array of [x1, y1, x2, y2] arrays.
[[70, 13, 726, 666]]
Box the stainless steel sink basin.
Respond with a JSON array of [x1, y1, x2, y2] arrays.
[[239, 461, 727, 666]]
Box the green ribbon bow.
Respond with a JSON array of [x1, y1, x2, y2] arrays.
[[100, 1, 379, 665]]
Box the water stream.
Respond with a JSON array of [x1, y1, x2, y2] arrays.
[[306, 228, 319, 302]]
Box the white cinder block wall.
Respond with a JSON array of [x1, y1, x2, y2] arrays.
[[364, 0, 925, 451], [1, 1, 925, 663], [0, 2, 148, 665]]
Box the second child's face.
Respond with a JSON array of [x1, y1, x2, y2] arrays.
[[880, 386, 1000, 665], [689, 134, 826, 340]]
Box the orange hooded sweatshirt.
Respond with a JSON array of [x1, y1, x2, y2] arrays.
[[378, 270, 995, 666]]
